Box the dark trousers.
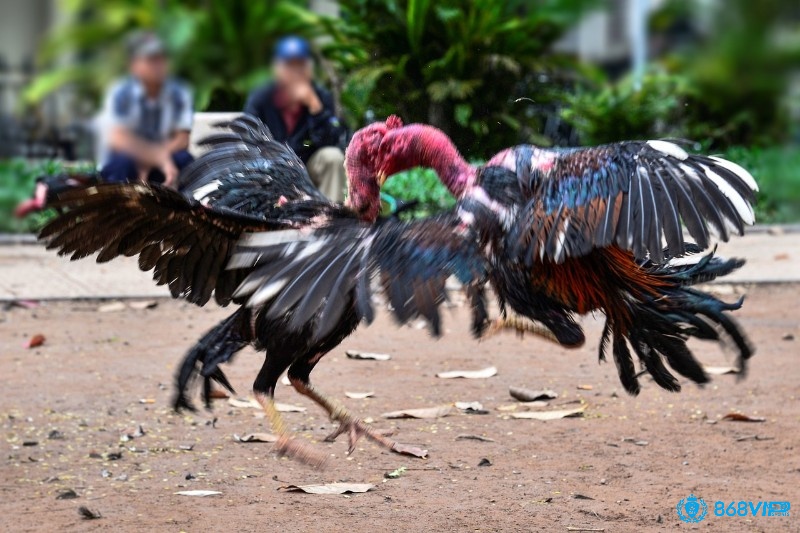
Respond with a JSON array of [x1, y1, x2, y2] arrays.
[[100, 149, 194, 184]]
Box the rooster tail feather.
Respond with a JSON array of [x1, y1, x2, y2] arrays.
[[173, 308, 252, 411]]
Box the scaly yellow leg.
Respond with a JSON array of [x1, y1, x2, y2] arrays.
[[253, 391, 327, 468]]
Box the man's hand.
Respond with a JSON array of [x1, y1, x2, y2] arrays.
[[293, 82, 323, 115], [161, 157, 179, 190]]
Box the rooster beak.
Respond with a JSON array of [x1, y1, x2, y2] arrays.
[[377, 171, 388, 187]]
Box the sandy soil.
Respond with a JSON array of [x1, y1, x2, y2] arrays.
[[1, 284, 798, 532]]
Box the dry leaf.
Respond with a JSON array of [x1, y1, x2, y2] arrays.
[[24, 334, 45, 349], [509, 386, 557, 402], [227, 398, 303, 412], [384, 466, 407, 479], [78, 506, 102, 520], [174, 490, 222, 497], [234, 433, 278, 443], [510, 406, 586, 420], [382, 405, 452, 419], [722, 413, 766, 423], [436, 366, 497, 379], [577, 384, 593, 391], [128, 300, 158, 310], [455, 434, 495, 442], [98, 302, 126, 313], [705, 366, 740, 375], [208, 388, 230, 400], [345, 391, 374, 399], [346, 350, 391, 361], [138, 398, 155, 404], [455, 401, 486, 413], [278, 483, 375, 495]]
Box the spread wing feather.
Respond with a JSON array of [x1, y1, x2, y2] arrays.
[[230, 215, 489, 342], [500, 141, 757, 263], [39, 184, 280, 306]]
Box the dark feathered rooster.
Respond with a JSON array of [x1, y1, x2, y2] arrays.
[[39, 115, 457, 464], [233, 115, 756, 400]]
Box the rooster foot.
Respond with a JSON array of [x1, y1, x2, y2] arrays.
[[483, 315, 560, 344], [272, 434, 328, 469], [325, 414, 428, 459]]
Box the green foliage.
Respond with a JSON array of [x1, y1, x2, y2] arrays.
[[24, 0, 327, 111], [327, 0, 599, 156], [560, 69, 690, 146], [381, 166, 456, 218]]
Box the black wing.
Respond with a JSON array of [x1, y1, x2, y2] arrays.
[[229, 214, 490, 342], [39, 184, 279, 306], [180, 114, 330, 220], [490, 141, 758, 263]]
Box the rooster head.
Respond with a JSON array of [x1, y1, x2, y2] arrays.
[[345, 115, 404, 221]]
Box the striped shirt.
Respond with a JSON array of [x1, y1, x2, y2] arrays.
[[102, 76, 193, 144]]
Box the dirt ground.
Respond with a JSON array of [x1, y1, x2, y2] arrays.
[[1, 284, 798, 532]]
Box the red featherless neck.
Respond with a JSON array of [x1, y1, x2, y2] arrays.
[[392, 125, 476, 198]]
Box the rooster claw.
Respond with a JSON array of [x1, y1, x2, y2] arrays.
[[272, 435, 328, 469], [325, 417, 427, 458]]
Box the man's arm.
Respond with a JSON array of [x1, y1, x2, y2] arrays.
[[306, 87, 346, 149]]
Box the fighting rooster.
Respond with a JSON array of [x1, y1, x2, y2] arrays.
[[234, 115, 756, 399], [39, 116, 460, 463]]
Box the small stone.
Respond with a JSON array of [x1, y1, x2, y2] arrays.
[[477, 458, 492, 467]]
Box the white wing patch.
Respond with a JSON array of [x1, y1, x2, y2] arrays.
[[709, 156, 759, 192], [701, 164, 755, 225], [192, 180, 221, 201], [647, 140, 689, 161]]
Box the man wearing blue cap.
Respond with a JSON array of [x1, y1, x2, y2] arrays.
[[244, 36, 347, 201]]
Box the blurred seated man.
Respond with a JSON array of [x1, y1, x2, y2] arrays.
[[244, 36, 347, 201], [100, 32, 194, 189]]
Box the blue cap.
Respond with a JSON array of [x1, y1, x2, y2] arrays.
[[273, 36, 312, 61]]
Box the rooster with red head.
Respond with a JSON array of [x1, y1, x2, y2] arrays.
[[238, 115, 756, 399]]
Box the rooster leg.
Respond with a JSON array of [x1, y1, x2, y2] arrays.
[[482, 314, 560, 344], [287, 360, 428, 459], [252, 364, 327, 468]]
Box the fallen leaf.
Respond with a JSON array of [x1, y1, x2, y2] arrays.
[[622, 437, 649, 446], [455, 434, 495, 442], [455, 401, 486, 413], [345, 391, 375, 399], [577, 384, 593, 391], [735, 434, 774, 442], [138, 398, 155, 404], [234, 433, 278, 443], [227, 397, 304, 412], [573, 494, 595, 500], [128, 300, 158, 310], [278, 483, 375, 495], [497, 401, 550, 412], [56, 489, 79, 500], [208, 388, 230, 400], [382, 405, 452, 419], [119, 424, 145, 442], [436, 366, 497, 379], [346, 350, 391, 361], [24, 334, 45, 349], [384, 466, 407, 479], [722, 413, 766, 423], [78, 506, 102, 520], [782, 333, 795, 341], [97, 302, 126, 313], [705, 366, 740, 375], [477, 458, 492, 467], [508, 387, 558, 402], [174, 490, 222, 497], [566, 528, 605, 532], [510, 406, 586, 420]]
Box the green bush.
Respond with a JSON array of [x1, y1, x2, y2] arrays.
[[327, 0, 598, 156], [381, 166, 456, 218]]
